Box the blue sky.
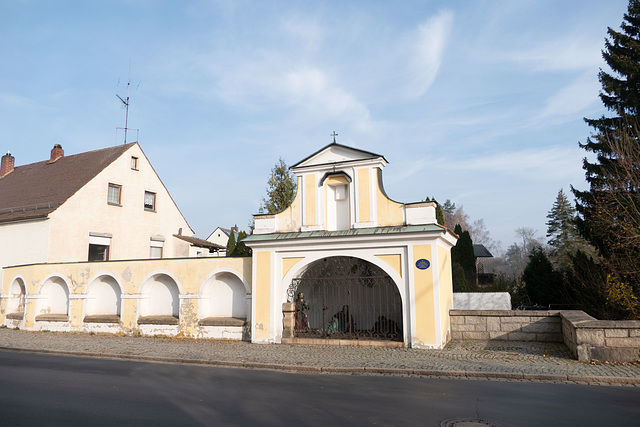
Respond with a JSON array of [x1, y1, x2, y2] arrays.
[[0, 0, 630, 252]]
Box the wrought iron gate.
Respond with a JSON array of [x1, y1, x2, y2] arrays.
[[287, 257, 402, 341]]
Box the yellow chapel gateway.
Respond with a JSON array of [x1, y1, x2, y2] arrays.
[[245, 142, 457, 349]]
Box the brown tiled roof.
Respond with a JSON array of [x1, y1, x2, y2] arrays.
[[0, 143, 136, 224], [173, 234, 226, 250]]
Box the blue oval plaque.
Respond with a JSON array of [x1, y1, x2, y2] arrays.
[[416, 259, 430, 270]]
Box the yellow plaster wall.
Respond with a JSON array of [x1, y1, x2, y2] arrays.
[[0, 256, 252, 335], [275, 176, 302, 233], [438, 245, 453, 344], [282, 257, 303, 279], [304, 174, 316, 226], [375, 254, 402, 278], [413, 245, 435, 345], [375, 169, 404, 226], [357, 168, 371, 222], [253, 251, 271, 340]]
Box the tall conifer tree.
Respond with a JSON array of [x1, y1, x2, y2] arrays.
[[262, 158, 296, 214], [573, 0, 640, 316], [575, 0, 640, 252], [546, 190, 591, 270], [226, 230, 236, 257]]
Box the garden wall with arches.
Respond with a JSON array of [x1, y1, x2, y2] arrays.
[[0, 257, 252, 340]]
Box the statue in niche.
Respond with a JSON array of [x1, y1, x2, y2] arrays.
[[294, 292, 309, 331]]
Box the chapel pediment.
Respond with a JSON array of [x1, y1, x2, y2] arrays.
[[292, 142, 387, 170]]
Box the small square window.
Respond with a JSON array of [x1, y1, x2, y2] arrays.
[[131, 156, 139, 170], [149, 245, 163, 259], [108, 184, 121, 205], [144, 191, 156, 211]]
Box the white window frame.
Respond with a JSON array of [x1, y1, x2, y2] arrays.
[[108, 183, 122, 206], [150, 237, 164, 259], [144, 191, 156, 211]]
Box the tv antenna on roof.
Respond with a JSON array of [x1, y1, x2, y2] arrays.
[[116, 76, 140, 145]]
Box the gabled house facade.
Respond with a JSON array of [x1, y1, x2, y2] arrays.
[[0, 143, 193, 271], [245, 142, 457, 349]]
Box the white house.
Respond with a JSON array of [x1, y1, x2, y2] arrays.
[[0, 143, 193, 271], [204, 226, 239, 257]]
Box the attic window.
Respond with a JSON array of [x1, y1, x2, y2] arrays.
[[144, 191, 156, 211], [131, 156, 139, 170], [108, 183, 122, 205]]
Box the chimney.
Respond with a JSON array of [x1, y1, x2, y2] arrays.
[[49, 144, 64, 163], [0, 151, 14, 178]]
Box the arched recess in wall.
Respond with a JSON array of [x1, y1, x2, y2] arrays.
[[139, 273, 180, 318], [35, 276, 69, 319], [85, 275, 121, 317], [6, 277, 26, 318], [199, 271, 248, 320], [287, 256, 403, 341]]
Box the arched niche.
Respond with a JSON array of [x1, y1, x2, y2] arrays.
[[84, 275, 121, 322], [200, 272, 247, 320], [138, 273, 180, 322], [36, 276, 69, 321], [6, 277, 26, 319]]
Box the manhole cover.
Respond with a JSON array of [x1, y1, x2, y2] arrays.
[[440, 418, 504, 427]]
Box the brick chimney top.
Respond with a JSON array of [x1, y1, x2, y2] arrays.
[[1, 151, 15, 178], [49, 144, 64, 163]]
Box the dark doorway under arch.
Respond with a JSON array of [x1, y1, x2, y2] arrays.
[[288, 256, 402, 341]]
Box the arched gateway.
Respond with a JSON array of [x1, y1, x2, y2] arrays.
[[288, 256, 402, 341], [245, 141, 458, 348]]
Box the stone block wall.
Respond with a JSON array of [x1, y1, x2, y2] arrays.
[[450, 310, 563, 342], [560, 311, 640, 363], [451, 309, 640, 362]]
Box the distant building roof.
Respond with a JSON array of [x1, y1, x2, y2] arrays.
[[173, 234, 225, 250], [0, 143, 136, 224], [473, 244, 493, 258]]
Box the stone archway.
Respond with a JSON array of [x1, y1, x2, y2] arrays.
[[287, 256, 402, 341]]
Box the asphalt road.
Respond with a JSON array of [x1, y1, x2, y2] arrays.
[[0, 350, 638, 426]]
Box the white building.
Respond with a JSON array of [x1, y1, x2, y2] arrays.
[[0, 143, 193, 271]]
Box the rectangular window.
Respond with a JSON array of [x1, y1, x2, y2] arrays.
[[144, 191, 156, 211], [108, 184, 121, 205], [150, 237, 164, 259], [131, 156, 138, 170], [88, 233, 112, 261], [88, 244, 110, 261]]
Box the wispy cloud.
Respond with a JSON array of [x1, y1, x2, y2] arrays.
[[389, 146, 584, 186], [503, 36, 603, 71], [529, 71, 601, 126], [405, 11, 454, 98]]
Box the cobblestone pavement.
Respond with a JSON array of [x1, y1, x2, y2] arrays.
[[1, 328, 638, 386]]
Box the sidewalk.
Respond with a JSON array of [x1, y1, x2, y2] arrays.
[[1, 328, 638, 386]]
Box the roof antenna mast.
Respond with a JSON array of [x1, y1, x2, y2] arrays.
[[116, 64, 140, 145]]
